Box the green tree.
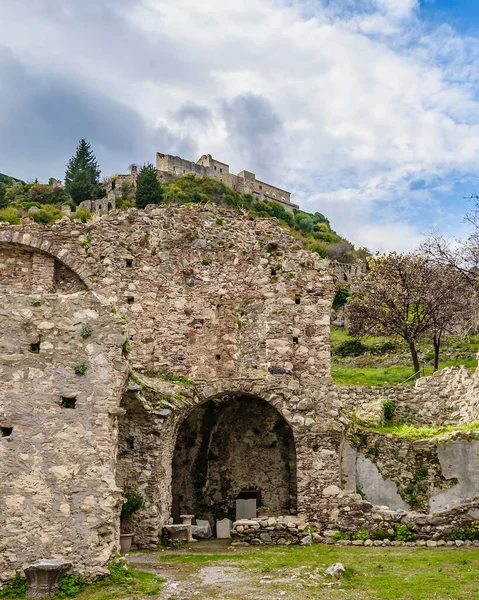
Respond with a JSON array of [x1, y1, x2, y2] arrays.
[[135, 163, 163, 209], [65, 139, 103, 205]]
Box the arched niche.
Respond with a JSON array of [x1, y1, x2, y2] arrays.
[[171, 393, 297, 522], [0, 242, 87, 294]]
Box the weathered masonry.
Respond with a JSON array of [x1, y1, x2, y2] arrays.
[[0, 205, 339, 580], [3, 205, 479, 582]]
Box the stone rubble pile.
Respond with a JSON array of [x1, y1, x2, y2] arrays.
[[231, 516, 313, 546]]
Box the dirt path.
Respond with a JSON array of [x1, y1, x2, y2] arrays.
[[126, 541, 328, 599]]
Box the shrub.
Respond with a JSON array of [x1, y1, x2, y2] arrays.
[[332, 286, 350, 310], [72, 207, 92, 223], [334, 339, 368, 357], [331, 531, 347, 541], [0, 206, 21, 225], [394, 524, 416, 542], [31, 205, 62, 224], [120, 491, 144, 522], [0, 574, 26, 598], [382, 399, 395, 423], [80, 324, 92, 339], [370, 528, 390, 541], [352, 529, 369, 541], [55, 575, 87, 598]]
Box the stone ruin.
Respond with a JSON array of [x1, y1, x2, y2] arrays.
[[2, 203, 479, 582]]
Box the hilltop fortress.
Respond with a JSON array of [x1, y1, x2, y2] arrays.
[[98, 152, 298, 214]]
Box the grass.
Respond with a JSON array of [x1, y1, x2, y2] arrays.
[[330, 326, 479, 387], [75, 569, 163, 600], [367, 422, 479, 440], [157, 545, 479, 599]]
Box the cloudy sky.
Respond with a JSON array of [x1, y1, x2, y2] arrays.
[[1, 0, 479, 251]]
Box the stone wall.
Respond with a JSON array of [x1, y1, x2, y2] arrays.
[[340, 365, 479, 426], [341, 429, 479, 513], [0, 292, 128, 580], [0, 242, 86, 295], [231, 516, 312, 546], [0, 205, 343, 578]]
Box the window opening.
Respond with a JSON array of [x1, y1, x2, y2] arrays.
[[60, 397, 77, 409], [1, 427, 13, 437]]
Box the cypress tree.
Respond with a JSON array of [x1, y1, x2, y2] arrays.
[[65, 139, 103, 205], [135, 163, 163, 209]]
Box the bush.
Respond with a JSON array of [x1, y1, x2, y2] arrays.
[[394, 524, 416, 542], [0, 574, 26, 598], [31, 205, 62, 224], [332, 286, 350, 310], [72, 207, 91, 223], [120, 491, 144, 522], [334, 339, 368, 357], [382, 399, 395, 423], [0, 206, 21, 224], [55, 575, 87, 598], [352, 529, 369, 541], [370, 341, 396, 355]]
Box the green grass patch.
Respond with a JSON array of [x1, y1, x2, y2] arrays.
[[76, 566, 163, 600], [368, 422, 479, 440], [158, 545, 479, 599], [330, 326, 479, 387]]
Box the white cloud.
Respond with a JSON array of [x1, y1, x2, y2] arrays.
[[1, 0, 479, 251]]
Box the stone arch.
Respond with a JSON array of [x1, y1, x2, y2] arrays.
[[171, 391, 298, 523], [0, 231, 93, 290], [116, 382, 303, 546], [107, 202, 113, 211]]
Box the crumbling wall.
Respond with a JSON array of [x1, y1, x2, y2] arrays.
[[0, 293, 128, 580], [340, 365, 479, 426], [341, 429, 479, 512]]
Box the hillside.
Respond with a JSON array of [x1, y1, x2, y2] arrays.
[[0, 170, 366, 263]]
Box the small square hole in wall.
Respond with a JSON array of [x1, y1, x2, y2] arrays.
[[60, 397, 77, 409], [271, 268, 277, 276], [216, 354, 221, 361], [125, 259, 133, 268], [1, 427, 13, 437], [293, 337, 299, 345], [295, 296, 301, 305], [127, 297, 134, 305], [30, 342, 40, 353], [127, 437, 135, 450]]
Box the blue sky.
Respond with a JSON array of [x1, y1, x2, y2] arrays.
[[1, 0, 479, 251]]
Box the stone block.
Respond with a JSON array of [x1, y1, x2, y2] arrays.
[[216, 518, 232, 539]]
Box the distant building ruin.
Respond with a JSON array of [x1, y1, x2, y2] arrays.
[[105, 153, 298, 212]]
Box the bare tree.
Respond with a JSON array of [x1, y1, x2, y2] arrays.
[[347, 253, 471, 378]]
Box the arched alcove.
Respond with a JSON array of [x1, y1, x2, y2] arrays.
[[171, 393, 297, 522]]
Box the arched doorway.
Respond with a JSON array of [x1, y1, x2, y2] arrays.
[[171, 393, 297, 522]]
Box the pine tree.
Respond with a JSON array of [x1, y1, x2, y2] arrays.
[[65, 139, 103, 205], [135, 163, 163, 209]]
